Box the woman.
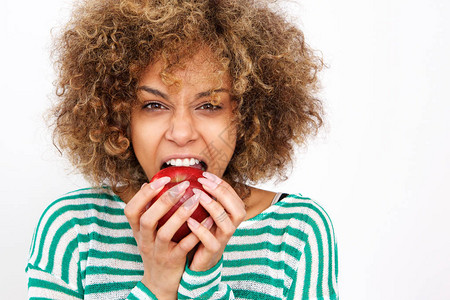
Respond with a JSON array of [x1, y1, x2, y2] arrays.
[[27, 0, 338, 299]]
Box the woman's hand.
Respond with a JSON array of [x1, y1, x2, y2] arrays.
[[124, 177, 213, 299], [186, 172, 247, 272]]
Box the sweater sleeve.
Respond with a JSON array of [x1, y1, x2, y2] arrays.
[[26, 198, 160, 300], [177, 256, 235, 299], [290, 199, 339, 300], [126, 282, 159, 300], [26, 200, 84, 299]]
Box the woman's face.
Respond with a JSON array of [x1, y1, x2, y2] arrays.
[[130, 51, 237, 181]]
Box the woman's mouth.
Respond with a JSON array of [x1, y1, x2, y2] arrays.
[[160, 158, 207, 171]]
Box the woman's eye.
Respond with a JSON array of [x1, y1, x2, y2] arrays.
[[143, 102, 166, 110], [142, 102, 222, 112], [199, 103, 222, 111]]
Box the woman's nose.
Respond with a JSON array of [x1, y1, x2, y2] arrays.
[[164, 111, 199, 146]]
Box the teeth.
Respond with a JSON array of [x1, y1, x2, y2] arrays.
[[166, 158, 201, 167]]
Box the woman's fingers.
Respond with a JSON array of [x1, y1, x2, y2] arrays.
[[174, 217, 214, 257], [193, 189, 238, 242], [153, 193, 200, 250], [139, 181, 191, 239], [185, 216, 218, 248], [124, 176, 171, 229], [197, 172, 247, 224]]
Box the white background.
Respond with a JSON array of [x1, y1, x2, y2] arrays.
[[1, 0, 449, 299]]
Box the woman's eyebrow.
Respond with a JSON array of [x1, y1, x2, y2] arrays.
[[195, 88, 229, 100], [137, 86, 229, 101], [137, 86, 169, 100]]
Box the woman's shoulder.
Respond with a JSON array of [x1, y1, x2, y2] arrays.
[[274, 192, 336, 232], [56, 186, 123, 204], [27, 187, 127, 259], [43, 186, 124, 214], [33, 186, 126, 234], [278, 192, 331, 213]]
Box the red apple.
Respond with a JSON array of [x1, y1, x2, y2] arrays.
[[148, 166, 212, 242]]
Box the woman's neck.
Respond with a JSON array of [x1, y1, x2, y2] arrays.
[[244, 186, 277, 220]]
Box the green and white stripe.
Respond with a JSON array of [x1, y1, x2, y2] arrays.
[[27, 187, 338, 299]]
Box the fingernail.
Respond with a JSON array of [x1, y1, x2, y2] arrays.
[[169, 181, 190, 198], [183, 193, 199, 210], [198, 177, 219, 190], [203, 172, 222, 185], [193, 188, 212, 203], [141, 183, 148, 189], [150, 176, 171, 190], [187, 217, 200, 229], [202, 217, 214, 229]]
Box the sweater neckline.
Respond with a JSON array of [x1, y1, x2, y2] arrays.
[[238, 192, 286, 227]]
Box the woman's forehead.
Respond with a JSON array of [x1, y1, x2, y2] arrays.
[[150, 47, 223, 72], [140, 49, 230, 87]]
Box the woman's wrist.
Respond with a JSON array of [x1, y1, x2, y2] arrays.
[[141, 277, 177, 300]]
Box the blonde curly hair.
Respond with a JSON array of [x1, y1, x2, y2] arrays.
[[48, 0, 324, 200]]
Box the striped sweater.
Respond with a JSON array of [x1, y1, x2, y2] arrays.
[[26, 187, 338, 299]]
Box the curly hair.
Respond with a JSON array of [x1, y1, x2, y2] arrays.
[[48, 0, 324, 200]]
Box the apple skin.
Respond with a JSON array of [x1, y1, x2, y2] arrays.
[[148, 166, 212, 242]]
